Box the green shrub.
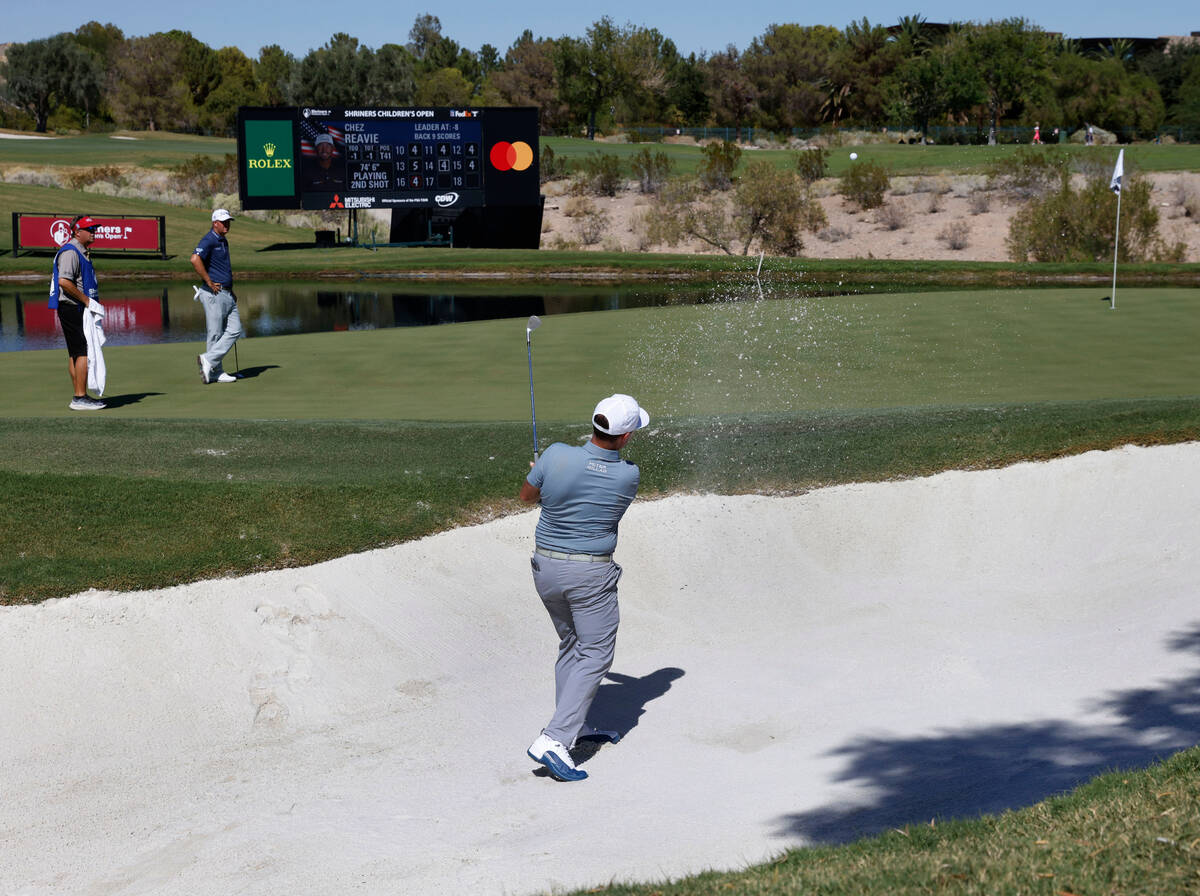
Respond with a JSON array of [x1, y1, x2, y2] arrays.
[[646, 177, 736, 253], [630, 147, 674, 194], [576, 151, 623, 196], [839, 160, 890, 210], [698, 140, 741, 191], [734, 160, 827, 256], [986, 148, 1070, 200], [1006, 169, 1185, 262], [539, 144, 570, 183], [795, 147, 829, 185]]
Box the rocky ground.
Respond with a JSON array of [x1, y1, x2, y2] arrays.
[[539, 171, 1200, 263]]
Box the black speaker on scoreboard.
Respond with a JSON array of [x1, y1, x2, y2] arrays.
[[389, 209, 431, 243], [449, 196, 544, 249]]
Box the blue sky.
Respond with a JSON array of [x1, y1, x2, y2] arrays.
[[3, 1, 1196, 59]]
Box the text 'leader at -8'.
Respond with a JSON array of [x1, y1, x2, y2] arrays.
[[520, 394, 650, 782]]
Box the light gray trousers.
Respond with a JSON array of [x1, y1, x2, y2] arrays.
[[531, 553, 622, 748], [198, 288, 243, 374]]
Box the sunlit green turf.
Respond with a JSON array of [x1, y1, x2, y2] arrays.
[[2, 287, 1196, 421]]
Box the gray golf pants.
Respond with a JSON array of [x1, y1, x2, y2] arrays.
[[531, 553, 622, 748], [199, 288, 243, 374]]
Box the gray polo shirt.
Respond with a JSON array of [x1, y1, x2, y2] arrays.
[[527, 441, 641, 555], [55, 239, 89, 306]]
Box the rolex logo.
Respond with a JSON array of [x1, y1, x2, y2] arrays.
[[248, 138, 291, 169]]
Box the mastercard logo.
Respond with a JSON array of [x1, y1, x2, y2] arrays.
[[490, 141, 533, 172]]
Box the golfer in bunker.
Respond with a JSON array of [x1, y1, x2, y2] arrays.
[[520, 394, 649, 781]]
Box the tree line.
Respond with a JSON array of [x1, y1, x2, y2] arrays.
[[3, 14, 1199, 141]]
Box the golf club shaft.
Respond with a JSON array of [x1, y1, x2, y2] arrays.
[[526, 338, 539, 461]]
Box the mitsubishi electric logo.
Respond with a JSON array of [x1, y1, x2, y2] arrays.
[[435, 192, 459, 208]]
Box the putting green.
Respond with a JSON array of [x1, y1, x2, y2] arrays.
[[1, 287, 1196, 422]]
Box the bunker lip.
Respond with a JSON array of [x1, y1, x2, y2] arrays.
[[1, 442, 1198, 896]]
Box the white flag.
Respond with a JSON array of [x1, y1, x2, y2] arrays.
[[1110, 149, 1124, 193]]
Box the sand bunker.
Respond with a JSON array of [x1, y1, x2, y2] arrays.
[[3, 443, 1199, 895]]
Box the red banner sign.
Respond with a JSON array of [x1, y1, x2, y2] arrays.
[[14, 214, 165, 254], [22, 298, 165, 335]]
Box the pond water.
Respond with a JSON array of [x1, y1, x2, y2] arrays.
[[0, 279, 840, 352]]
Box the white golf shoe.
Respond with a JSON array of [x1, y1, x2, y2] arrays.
[[527, 733, 587, 782], [216, 372, 238, 383]]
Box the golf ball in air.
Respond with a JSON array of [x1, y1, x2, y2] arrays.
[[850, 152, 858, 160]]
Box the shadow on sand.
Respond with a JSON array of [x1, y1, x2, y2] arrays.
[[531, 667, 686, 778], [775, 623, 1200, 844]]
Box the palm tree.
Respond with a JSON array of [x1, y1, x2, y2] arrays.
[[893, 14, 931, 54], [1095, 38, 1135, 67], [819, 77, 851, 127]]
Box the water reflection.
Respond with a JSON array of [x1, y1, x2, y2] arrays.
[[0, 282, 670, 352]]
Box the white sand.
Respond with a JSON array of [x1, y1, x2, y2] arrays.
[[3, 442, 1199, 895]]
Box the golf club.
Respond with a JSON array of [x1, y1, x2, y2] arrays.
[[526, 315, 542, 461]]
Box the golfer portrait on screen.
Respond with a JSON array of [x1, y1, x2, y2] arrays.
[[303, 132, 346, 191]]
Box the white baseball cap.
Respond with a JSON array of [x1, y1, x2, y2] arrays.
[[212, 208, 234, 222], [593, 394, 650, 435], [314, 133, 334, 146]]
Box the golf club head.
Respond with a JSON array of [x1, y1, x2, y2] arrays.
[[526, 315, 542, 343]]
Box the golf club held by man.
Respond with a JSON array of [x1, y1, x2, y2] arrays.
[[520, 393, 649, 782]]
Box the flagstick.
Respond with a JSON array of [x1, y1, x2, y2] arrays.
[[1110, 187, 1121, 311], [1108, 148, 1125, 311]]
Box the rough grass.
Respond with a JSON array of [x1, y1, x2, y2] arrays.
[[3, 396, 1199, 604]]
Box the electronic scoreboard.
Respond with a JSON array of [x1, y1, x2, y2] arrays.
[[236, 106, 541, 248]]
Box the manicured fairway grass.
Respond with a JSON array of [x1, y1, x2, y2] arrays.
[[547, 136, 1200, 177], [2, 287, 1196, 421], [0, 130, 232, 167]]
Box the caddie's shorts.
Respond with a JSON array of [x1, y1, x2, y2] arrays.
[[57, 302, 87, 359]]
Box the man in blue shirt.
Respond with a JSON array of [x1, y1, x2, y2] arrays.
[[520, 393, 649, 782], [190, 209, 243, 384]]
